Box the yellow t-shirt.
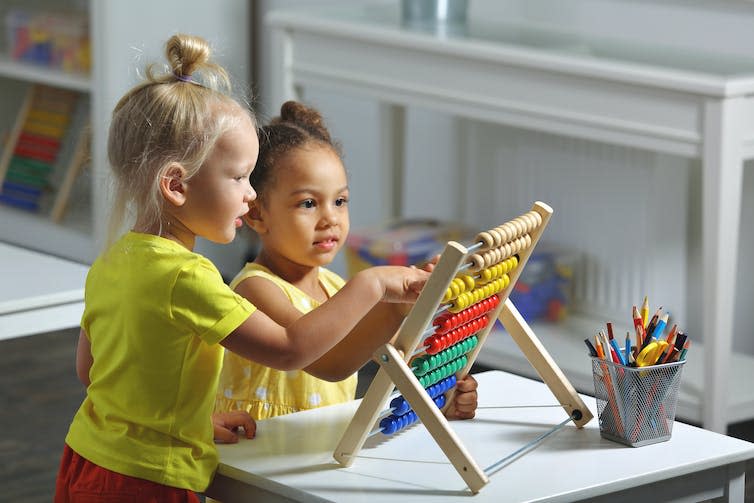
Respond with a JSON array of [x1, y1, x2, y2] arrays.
[[65, 232, 256, 492], [215, 263, 357, 419]]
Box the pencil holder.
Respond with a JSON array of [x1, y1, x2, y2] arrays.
[[591, 357, 685, 447]]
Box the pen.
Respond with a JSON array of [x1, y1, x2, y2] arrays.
[[641, 296, 650, 328]]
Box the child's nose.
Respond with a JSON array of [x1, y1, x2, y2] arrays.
[[245, 183, 256, 202], [320, 206, 338, 226]]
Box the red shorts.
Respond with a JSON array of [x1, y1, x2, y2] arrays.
[[55, 444, 201, 503]]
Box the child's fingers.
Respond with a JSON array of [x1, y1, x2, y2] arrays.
[[455, 374, 478, 392], [212, 411, 257, 443], [213, 426, 240, 444]]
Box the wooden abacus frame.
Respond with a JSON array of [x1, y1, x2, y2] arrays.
[[333, 201, 593, 493]]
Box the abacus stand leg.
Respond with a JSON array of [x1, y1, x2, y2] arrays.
[[333, 366, 396, 467], [499, 299, 593, 428], [376, 344, 489, 494]]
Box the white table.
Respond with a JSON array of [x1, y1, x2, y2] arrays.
[[266, 3, 754, 433], [0, 241, 88, 340], [208, 370, 754, 502]]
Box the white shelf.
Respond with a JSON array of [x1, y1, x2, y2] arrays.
[[0, 241, 88, 340], [0, 204, 93, 262], [475, 314, 754, 426], [0, 55, 90, 92]]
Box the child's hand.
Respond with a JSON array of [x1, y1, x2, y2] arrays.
[[392, 256, 440, 316], [370, 265, 431, 303], [443, 374, 479, 420], [212, 411, 257, 443]]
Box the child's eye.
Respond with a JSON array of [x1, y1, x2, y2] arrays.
[[299, 199, 316, 209], [335, 197, 349, 207]]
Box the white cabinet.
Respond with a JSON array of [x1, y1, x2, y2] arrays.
[[266, 0, 754, 433], [0, 0, 250, 266]]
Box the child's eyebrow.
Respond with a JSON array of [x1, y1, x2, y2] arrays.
[[288, 185, 349, 197]]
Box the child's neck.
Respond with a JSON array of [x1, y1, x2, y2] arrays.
[[254, 251, 326, 301]]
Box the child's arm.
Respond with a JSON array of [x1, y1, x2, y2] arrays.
[[75, 328, 93, 387], [229, 275, 407, 381], [221, 266, 428, 375], [303, 302, 405, 381], [305, 260, 439, 380]]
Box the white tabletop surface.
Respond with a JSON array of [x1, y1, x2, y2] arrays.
[[0, 241, 88, 339], [214, 370, 754, 502]]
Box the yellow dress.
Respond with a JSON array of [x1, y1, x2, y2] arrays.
[[215, 263, 358, 419]]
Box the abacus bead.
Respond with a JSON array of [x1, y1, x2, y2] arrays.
[[380, 416, 398, 435], [477, 231, 495, 249], [470, 254, 485, 271], [513, 219, 525, 236], [392, 398, 410, 416], [524, 212, 537, 230], [490, 229, 503, 247], [442, 288, 452, 303], [501, 223, 514, 241], [450, 280, 460, 297]]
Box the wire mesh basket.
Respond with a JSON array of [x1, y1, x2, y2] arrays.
[[591, 357, 685, 447]]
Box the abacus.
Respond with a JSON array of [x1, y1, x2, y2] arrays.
[[333, 202, 593, 493]]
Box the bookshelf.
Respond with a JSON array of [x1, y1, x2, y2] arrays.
[[0, 0, 251, 264]]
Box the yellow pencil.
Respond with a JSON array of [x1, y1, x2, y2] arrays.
[[641, 296, 650, 329]]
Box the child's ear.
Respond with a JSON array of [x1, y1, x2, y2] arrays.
[[160, 163, 188, 207], [243, 202, 267, 233]]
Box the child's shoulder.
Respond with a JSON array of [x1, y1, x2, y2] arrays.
[[318, 267, 345, 289], [229, 262, 277, 290]]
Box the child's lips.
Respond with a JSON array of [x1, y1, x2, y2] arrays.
[[315, 237, 338, 250]]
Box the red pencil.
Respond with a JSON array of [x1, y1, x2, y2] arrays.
[[632, 305, 645, 347]]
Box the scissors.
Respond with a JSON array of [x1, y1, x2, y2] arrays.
[[636, 340, 668, 367]]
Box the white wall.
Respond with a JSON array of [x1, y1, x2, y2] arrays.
[[91, 0, 251, 277], [257, 0, 754, 352]]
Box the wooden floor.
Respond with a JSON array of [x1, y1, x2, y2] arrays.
[[2, 328, 754, 501]]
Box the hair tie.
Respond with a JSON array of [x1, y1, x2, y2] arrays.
[[174, 72, 194, 83]]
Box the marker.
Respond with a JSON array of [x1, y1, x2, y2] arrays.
[[651, 313, 669, 339], [584, 338, 598, 357]]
